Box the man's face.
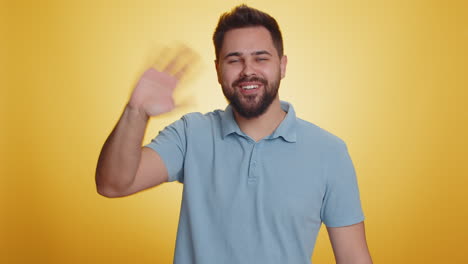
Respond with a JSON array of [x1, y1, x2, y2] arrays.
[[216, 26, 287, 119]]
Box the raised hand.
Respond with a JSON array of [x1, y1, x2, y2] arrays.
[[128, 48, 192, 117]]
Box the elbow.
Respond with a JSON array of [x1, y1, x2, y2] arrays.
[[96, 186, 123, 198], [95, 172, 129, 198]]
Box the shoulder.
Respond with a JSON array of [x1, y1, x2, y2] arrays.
[[182, 109, 223, 121], [174, 109, 225, 137], [181, 109, 224, 125], [295, 117, 347, 152]]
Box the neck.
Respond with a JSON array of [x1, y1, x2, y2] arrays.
[[233, 98, 286, 142]]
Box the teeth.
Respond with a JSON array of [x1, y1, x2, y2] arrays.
[[242, 85, 259, 90]]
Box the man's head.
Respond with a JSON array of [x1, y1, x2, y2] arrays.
[[213, 5, 284, 61], [213, 5, 287, 119]]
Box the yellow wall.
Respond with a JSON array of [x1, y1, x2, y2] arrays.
[[3, 0, 467, 263]]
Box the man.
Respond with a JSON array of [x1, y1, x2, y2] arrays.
[[96, 5, 372, 264]]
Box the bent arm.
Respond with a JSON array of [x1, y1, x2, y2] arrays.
[[327, 221, 373, 264], [95, 105, 168, 198]]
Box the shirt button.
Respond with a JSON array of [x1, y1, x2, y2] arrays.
[[251, 162, 256, 167]]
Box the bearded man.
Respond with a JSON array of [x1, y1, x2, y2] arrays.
[[96, 5, 372, 264]]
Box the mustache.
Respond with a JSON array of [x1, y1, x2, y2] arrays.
[[232, 76, 268, 87]]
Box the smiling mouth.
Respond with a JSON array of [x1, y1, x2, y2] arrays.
[[241, 84, 259, 90], [233, 76, 267, 90], [237, 82, 263, 94]]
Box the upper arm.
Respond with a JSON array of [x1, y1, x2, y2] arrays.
[[321, 142, 365, 227], [128, 146, 169, 194], [327, 221, 373, 264]]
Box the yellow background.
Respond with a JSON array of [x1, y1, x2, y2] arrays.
[[2, 0, 467, 263]]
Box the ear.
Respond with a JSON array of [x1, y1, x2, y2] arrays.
[[280, 55, 288, 79], [214, 59, 222, 84]]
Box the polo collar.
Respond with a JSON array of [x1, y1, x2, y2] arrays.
[[220, 101, 297, 143], [220, 104, 243, 139]]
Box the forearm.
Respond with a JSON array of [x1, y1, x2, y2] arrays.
[[95, 104, 149, 196]]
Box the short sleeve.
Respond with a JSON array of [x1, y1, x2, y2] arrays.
[[320, 142, 365, 227], [144, 117, 187, 183]]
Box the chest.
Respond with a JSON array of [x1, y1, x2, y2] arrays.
[[183, 136, 327, 222]]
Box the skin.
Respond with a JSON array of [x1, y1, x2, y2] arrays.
[[216, 26, 288, 142], [328, 222, 373, 263]]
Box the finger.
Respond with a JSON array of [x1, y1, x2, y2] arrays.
[[164, 47, 187, 75], [163, 45, 193, 74], [175, 52, 201, 79], [150, 46, 171, 71], [174, 63, 189, 79], [174, 96, 196, 110]]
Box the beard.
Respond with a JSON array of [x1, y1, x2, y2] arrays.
[[222, 74, 281, 119]]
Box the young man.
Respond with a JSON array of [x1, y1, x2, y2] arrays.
[[96, 5, 372, 264]]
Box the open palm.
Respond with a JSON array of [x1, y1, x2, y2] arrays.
[[129, 68, 178, 116], [128, 48, 193, 117]]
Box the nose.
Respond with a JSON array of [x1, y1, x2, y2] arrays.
[[240, 59, 256, 77]]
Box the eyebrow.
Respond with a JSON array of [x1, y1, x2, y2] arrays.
[[223, 50, 272, 59], [252, 50, 272, 56]]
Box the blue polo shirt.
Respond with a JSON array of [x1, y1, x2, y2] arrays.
[[145, 101, 364, 264]]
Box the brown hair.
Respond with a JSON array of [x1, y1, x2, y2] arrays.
[[213, 5, 284, 60]]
